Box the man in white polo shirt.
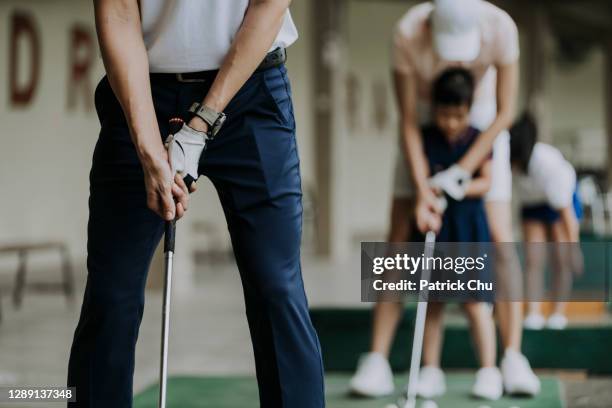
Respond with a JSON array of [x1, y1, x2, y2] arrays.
[[350, 0, 540, 400], [67, 1, 325, 407]]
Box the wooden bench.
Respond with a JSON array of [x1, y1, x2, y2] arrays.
[[0, 241, 75, 323]]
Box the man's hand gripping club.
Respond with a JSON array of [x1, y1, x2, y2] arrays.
[[166, 117, 209, 186], [154, 118, 207, 221]]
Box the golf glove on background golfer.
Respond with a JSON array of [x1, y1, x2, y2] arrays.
[[165, 123, 209, 187], [430, 164, 471, 201]]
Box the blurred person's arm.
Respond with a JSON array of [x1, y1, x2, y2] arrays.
[[93, 0, 190, 221], [188, 0, 292, 132], [393, 70, 442, 233], [456, 10, 520, 174], [464, 159, 492, 198], [456, 61, 519, 172], [559, 205, 583, 276], [393, 71, 431, 197]]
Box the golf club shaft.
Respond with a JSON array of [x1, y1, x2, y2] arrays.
[[404, 231, 437, 407], [159, 220, 176, 408]]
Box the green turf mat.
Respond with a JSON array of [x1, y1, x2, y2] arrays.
[[310, 307, 612, 373], [134, 374, 562, 408]]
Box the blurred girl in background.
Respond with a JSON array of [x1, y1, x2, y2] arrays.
[[510, 113, 583, 330]]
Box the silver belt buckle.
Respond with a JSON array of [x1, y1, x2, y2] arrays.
[[176, 73, 206, 83]]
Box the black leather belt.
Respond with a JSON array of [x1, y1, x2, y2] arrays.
[[150, 48, 287, 83]]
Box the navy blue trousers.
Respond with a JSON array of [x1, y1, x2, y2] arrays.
[[67, 65, 325, 408]]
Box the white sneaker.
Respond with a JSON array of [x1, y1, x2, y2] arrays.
[[471, 367, 503, 400], [523, 313, 546, 330], [416, 366, 446, 398], [546, 313, 568, 330], [349, 352, 394, 397], [501, 349, 541, 396]]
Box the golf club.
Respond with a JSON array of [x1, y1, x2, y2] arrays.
[[158, 219, 176, 408], [158, 117, 196, 408], [387, 229, 438, 408]]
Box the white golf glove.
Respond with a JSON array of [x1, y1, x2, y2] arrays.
[[430, 164, 472, 201], [165, 123, 209, 186]]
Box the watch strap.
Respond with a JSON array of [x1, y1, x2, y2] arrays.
[[189, 103, 218, 126]]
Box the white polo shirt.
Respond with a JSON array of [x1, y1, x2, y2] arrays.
[[515, 143, 577, 209], [140, 0, 299, 73]]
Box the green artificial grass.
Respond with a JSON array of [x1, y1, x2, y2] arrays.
[[310, 307, 612, 373], [134, 374, 563, 408]]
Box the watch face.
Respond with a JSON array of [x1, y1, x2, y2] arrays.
[[212, 113, 227, 137]]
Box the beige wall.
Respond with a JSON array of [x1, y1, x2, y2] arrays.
[[549, 48, 607, 168], [342, 1, 417, 243], [0, 1, 104, 267]]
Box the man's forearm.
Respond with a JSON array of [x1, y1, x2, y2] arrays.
[[201, 0, 291, 113], [94, 0, 163, 163]]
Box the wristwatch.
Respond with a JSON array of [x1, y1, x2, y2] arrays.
[[188, 102, 227, 138]]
